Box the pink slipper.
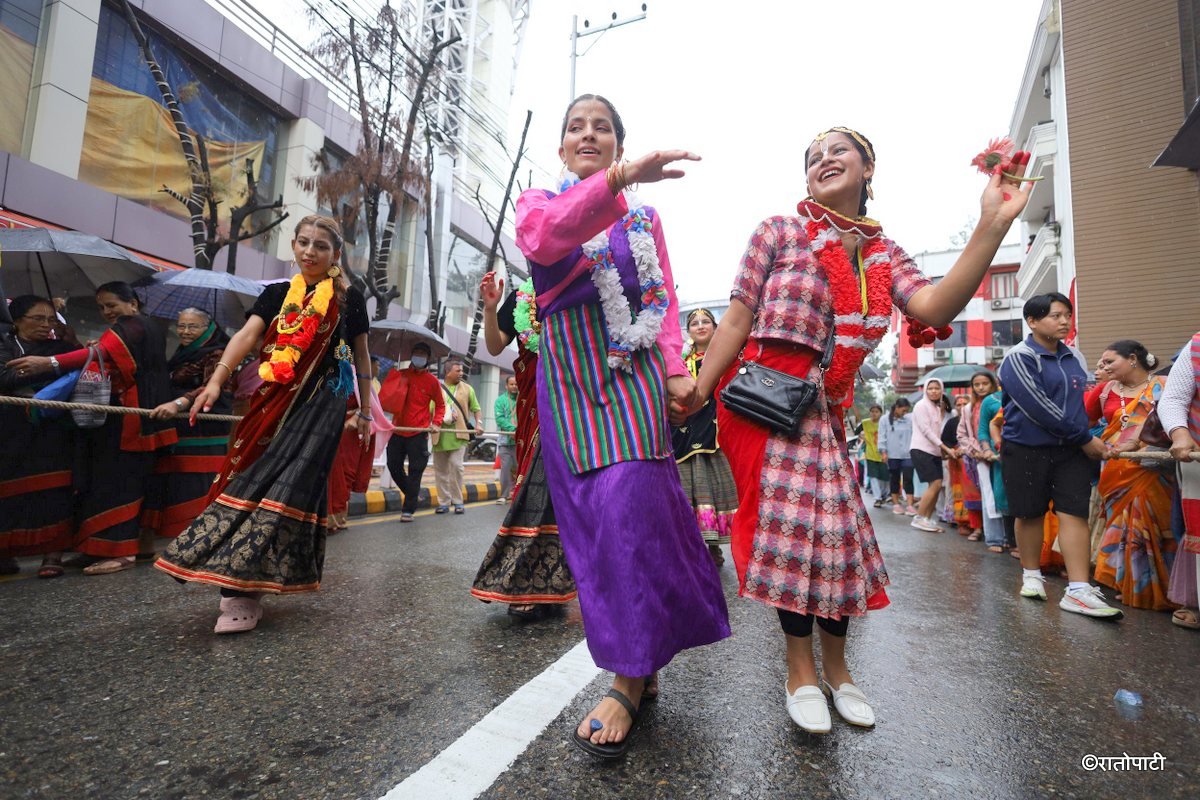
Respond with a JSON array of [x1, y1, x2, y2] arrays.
[[214, 596, 263, 634]]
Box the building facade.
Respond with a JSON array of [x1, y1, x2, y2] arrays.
[[1009, 0, 1200, 364], [889, 245, 1025, 393], [0, 0, 531, 428]]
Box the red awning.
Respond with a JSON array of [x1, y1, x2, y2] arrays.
[[0, 208, 187, 272]]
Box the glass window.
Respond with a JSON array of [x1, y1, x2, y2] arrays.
[[80, 5, 282, 252], [940, 321, 967, 348], [990, 271, 1017, 299], [0, 0, 43, 154], [992, 319, 1024, 347], [444, 233, 488, 330]]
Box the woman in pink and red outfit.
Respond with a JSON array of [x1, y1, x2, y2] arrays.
[[692, 127, 1032, 733]]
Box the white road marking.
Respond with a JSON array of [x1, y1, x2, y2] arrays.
[[380, 639, 601, 800]]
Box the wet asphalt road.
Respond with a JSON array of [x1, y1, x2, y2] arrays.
[[1, 499, 1197, 799]]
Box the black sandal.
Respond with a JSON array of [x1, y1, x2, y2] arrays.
[[570, 688, 640, 759]]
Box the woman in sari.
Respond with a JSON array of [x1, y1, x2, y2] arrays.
[[0, 295, 79, 577], [516, 94, 730, 757], [469, 270, 576, 619], [142, 308, 236, 540], [672, 308, 737, 565], [8, 282, 178, 575], [956, 371, 998, 541], [1091, 340, 1177, 610], [155, 215, 372, 633], [1161, 330, 1200, 629], [943, 394, 972, 528]]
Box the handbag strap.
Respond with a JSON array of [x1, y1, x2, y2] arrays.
[[817, 323, 836, 371], [738, 325, 837, 372]]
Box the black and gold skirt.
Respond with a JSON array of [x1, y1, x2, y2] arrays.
[[470, 440, 576, 605], [155, 375, 344, 593]]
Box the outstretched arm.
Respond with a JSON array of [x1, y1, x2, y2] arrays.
[[905, 160, 1034, 326]]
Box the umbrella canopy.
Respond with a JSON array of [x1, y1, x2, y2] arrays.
[[918, 364, 994, 388], [0, 228, 158, 300], [857, 362, 885, 380], [136, 268, 264, 331], [368, 318, 451, 361]]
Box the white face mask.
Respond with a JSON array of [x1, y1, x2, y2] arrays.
[[410, 355, 428, 369]]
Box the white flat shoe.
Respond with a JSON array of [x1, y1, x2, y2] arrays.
[[823, 680, 875, 727], [785, 683, 831, 734]]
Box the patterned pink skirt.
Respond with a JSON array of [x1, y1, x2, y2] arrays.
[[716, 339, 889, 619]]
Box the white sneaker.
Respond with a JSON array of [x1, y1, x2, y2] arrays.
[[1020, 574, 1047, 600], [910, 515, 940, 532], [823, 681, 876, 728], [785, 683, 831, 734], [1060, 585, 1124, 619]]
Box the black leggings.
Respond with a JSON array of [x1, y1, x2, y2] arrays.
[[1003, 515, 1017, 548], [888, 461, 914, 496], [220, 588, 257, 599], [778, 608, 850, 638]]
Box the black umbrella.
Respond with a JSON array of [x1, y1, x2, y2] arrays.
[[136, 268, 264, 331], [0, 228, 159, 300], [368, 318, 451, 361]]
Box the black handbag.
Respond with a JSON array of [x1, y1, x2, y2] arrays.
[[719, 333, 835, 436]]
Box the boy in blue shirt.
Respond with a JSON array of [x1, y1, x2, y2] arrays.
[[998, 292, 1120, 619]]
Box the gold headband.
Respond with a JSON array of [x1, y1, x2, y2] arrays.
[[811, 127, 875, 163]]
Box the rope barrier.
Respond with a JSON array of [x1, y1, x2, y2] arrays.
[[0, 395, 513, 436], [0, 394, 240, 422], [1114, 450, 1198, 461]]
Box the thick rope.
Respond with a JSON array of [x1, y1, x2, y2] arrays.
[[0, 394, 240, 422], [0, 394, 512, 436]]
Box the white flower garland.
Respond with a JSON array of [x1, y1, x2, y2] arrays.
[[560, 170, 668, 371]]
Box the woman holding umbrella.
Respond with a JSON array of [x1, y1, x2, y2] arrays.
[[7, 281, 178, 574], [140, 308, 237, 540]]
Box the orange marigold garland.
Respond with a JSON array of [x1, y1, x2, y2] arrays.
[[259, 274, 335, 385]]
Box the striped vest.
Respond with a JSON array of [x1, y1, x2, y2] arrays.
[[540, 303, 671, 475]]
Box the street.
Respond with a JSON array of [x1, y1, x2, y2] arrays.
[[1, 499, 1197, 799]]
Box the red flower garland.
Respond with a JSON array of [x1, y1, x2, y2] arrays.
[[797, 200, 895, 404]]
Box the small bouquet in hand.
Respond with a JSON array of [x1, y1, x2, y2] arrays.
[[970, 137, 1041, 181]]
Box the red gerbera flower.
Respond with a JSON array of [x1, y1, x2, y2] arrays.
[[970, 137, 1016, 175]]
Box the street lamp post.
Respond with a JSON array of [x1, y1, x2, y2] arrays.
[[569, 4, 647, 103]]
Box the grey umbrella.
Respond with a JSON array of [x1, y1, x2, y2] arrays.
[[0, 228, 159, 300], [918, 364, 993, 388], [136, 268, 264, 331], [368, 318, 452, 361]]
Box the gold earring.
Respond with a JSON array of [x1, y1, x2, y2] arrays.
[[327, 265, 341, 279], [866, 179, 874, 200]]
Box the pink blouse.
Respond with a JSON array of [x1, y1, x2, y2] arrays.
[[515, 171, 686, 377]]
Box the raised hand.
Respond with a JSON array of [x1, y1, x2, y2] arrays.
[[981, 150, 1034, 229], [623, 150, 702, 186], [480, 271, 504, 310]]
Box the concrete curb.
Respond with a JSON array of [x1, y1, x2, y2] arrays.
[[348, 481, 501, 517]]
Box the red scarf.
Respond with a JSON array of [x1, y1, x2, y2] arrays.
[[797, 199, 893, 404]]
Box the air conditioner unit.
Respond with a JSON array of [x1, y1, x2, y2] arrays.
[[990, 298, 1012, 310], [988, 346, 1008, 361], [933, 348, 952, 362]]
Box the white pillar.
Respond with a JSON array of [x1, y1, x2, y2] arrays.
[[23, 0, 102, 179], [274, 116, 325, 262]]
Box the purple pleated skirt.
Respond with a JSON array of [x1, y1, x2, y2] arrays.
[[538, 379, 731, 676]]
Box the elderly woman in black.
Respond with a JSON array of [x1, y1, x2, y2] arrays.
[[0, 295, 79, 577], [8, 281, 177, 574], [141, 307, 236, 541]]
